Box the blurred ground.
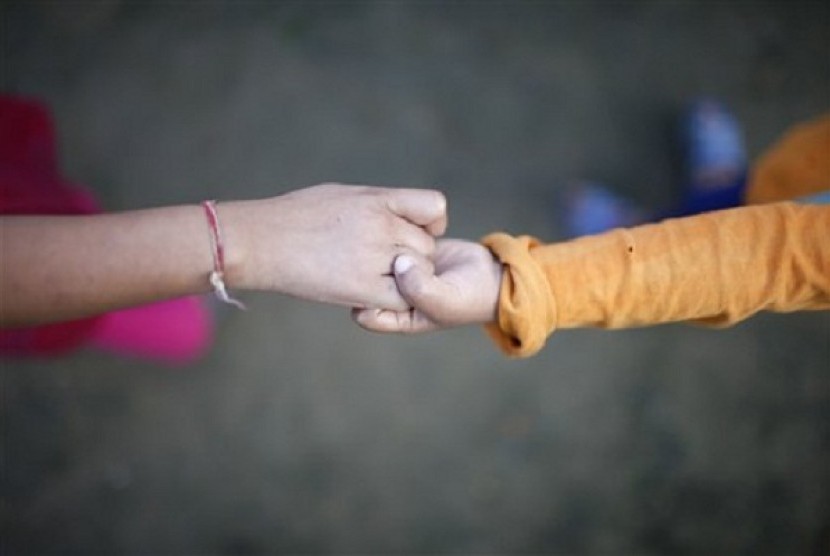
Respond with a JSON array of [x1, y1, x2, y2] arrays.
[[1, 1, 829, 554]]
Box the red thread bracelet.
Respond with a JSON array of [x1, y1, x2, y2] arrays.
[[202, 200, 246, 310]]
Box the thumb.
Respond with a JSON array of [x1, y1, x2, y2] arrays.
[[386, 189, 448, 236], [393, 253, 453, 320]]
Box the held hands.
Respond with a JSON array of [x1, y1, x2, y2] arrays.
[[0, 181, 495, 328], [352, 239, 503, 333], [219, 183, 501, 330]]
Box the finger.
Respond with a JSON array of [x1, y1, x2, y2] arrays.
[[350, 307, 439, 334], [392, 253, 456, 322], [385, 189, 448, 237], [365, 276, 412, 312], [394, 225, 436, 259]]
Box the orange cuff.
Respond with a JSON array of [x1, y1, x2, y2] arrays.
[[481, 233, 557, 358]]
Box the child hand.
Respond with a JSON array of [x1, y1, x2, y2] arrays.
[[351, 239, 503, 333]]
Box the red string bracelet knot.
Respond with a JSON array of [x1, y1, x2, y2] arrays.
[[202, 200, 246, 310]]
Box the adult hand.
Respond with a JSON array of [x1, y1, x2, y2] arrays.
[[351, 239, 503, 332], [220, 183, 447, 310]]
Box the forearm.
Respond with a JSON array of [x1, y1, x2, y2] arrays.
[[0, 205, 216, 326], [542, 202, 830, 328], [0, 183, 447, 327], [484, 202, 830, 356]]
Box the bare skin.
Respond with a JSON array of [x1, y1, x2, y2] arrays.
[[352, 239, 503, 333], [0, 183, 446, 327]]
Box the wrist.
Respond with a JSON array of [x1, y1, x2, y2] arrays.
[[488, 257, 503, 323], [211, 196, 301, 293], [209, 200, 251, 290]]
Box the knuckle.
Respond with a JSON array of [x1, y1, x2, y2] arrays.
[[423, 234, 437, 254], [432, 190, 447, 213]]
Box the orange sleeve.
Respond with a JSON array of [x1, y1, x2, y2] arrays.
[[745, 114, 830, 204], [482, 202, 830, 357]]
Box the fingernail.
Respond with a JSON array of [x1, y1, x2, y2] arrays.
[[394, 255, 414, 274]]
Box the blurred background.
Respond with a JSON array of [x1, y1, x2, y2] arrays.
[[2, 1, 828, 553]]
